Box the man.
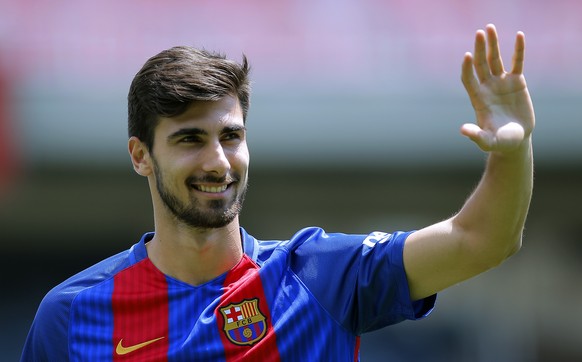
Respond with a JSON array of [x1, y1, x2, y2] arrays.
[[22, 24, 534, 361]]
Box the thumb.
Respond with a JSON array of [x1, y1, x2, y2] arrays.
[[460, 123, 494, 151]]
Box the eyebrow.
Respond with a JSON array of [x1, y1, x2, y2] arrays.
[[167, 125, 246, 141], [222, 125, 246, 134]]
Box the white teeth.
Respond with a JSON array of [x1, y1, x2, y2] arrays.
[[197, 185, 228, 193]]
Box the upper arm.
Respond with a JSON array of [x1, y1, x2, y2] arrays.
[[290, 228, 435, 333], [403, 217, 506, 301]]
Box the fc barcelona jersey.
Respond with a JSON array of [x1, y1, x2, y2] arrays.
[[21, 227, 436, 361]]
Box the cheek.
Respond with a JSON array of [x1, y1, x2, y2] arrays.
[[235, 144, 250, 167], [233, 153, 250, 177], [154, 156, 192, 188]]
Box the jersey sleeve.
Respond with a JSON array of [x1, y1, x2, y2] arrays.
[[288, 227, 436, 335], [21, 284, 74, 361]]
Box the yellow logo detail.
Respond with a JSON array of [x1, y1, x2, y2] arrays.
[[115, 337, 165, 355]]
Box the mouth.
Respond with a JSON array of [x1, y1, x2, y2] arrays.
[[193, 184, 229, 193], [187, 174, 240, 196]]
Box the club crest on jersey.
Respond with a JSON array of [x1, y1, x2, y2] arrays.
[[219, 298, 266, 346]]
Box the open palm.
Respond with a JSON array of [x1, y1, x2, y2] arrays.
[[461, 24, 535, 152]]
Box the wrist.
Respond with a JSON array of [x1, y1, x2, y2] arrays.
[[490, 135, 533, 161]]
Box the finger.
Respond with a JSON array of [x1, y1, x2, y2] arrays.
[[473, 29, 490, 82], [511, 31, 526, 74], [486, 24, 505, 76], [461, 52, 480, 100]]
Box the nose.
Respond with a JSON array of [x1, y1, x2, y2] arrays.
[[201, 140, 230, 176]]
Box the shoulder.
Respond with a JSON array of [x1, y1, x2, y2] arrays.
[[287, 227, 412, 276], [50, 247, 134, 302], [38, 247, 133, 323], [288, 227, 408, 259], [43, 235, 150, 305], [21, 245, 138, 360], [242, 227, 358, 263], [243, 226, 408, 265]]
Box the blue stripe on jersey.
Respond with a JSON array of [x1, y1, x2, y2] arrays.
[[166, 275, 228, 361], [69, 278, 115, 362], [259, 247, 358, 361]]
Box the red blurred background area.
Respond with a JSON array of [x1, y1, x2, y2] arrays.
[[0, 60, 18, 195]]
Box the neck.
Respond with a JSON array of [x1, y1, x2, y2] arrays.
[[146, 218, 244, 286]]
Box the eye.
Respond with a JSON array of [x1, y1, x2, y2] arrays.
[[180, 135, 202, 143], [222, 132, 242, 142]]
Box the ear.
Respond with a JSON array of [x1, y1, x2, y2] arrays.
[[128, 136, 153, 176]]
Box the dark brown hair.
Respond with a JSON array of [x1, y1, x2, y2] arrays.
[[128, 46, 251, 150]]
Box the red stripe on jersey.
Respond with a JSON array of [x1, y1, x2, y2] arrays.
[[112, 259, 169, 361], [354, 336, 361, 362], [217, 255, 281, 362]]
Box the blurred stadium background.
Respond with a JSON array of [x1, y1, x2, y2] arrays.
[[1, 0, 580, 361]]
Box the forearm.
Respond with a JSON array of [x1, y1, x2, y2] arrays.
[[403, 25, 535, 301], [453, 137, 533, 264]]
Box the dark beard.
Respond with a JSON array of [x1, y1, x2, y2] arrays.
[[152, 158, 247, 229]]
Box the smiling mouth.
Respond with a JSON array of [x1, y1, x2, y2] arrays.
[[193, 184, 229, 193]]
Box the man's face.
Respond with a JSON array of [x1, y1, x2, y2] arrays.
[[148, 95, 249, 229]]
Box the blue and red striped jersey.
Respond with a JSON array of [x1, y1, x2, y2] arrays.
[[22, 227, 435, 361]]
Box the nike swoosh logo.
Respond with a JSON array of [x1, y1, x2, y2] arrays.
[[116, 337, 165, 355]]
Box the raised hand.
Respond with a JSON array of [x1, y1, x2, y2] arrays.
[[460, 24, 535, 153]]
